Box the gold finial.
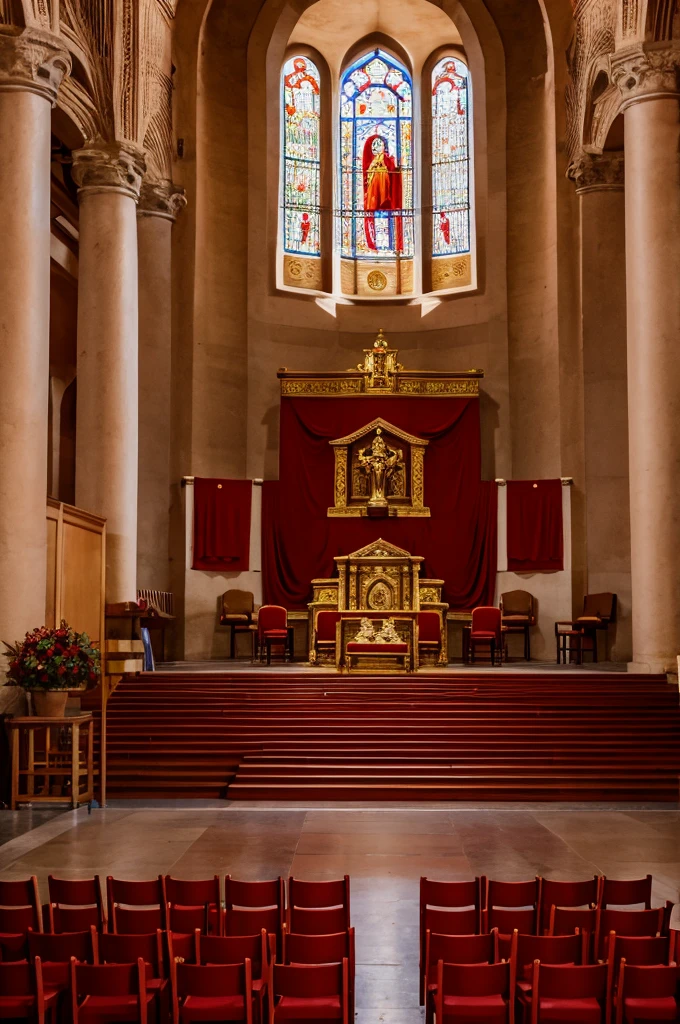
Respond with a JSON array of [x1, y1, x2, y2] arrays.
[[374, 327, 388, 350]]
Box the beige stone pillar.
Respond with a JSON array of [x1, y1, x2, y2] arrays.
[[136, 181, 186, 592], [0, 31, 69, 651], [72, 143, 146, 604], [611, 45, 680, 672], [570, 152, 632, 662]]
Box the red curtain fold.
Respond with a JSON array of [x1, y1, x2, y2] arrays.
[[506, 479, 563, 573], [192, 477, 252, 572], [261, 397, 497, 611]]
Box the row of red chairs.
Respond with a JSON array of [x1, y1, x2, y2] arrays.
[[0, 874, 350, 937], [424, 930, 680, 1023]]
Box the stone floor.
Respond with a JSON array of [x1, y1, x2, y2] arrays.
[[1, 804, 679, 1023]]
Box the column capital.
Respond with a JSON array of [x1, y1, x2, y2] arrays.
[[568, 151, 625, 194], [138, 179, 187, 221], [610, 42, 680, 108], [72, 141, 146, 202], [0, 27, 70, 104]]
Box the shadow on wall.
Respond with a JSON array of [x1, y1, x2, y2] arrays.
[[480, 388, 500, 480]]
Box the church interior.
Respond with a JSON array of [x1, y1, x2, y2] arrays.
[[1, 0, 680, 1020]]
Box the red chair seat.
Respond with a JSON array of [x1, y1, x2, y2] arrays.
[[346, 643, 407, 653], [179, 994, 248, 1021], [264, 630, 288, 638], [441, 994, 507, 1020], [275, 995, 343, 1019], [536, 996, 601, 1022], [77, 992, 155, 1021], [0, 989, 59, 1015], [623, 996, 678, 1021]]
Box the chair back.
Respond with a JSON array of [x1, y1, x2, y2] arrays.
[[225, 876, 284, 911], [221, 590, 254, 616], [289, 905, 349, 935], [225, 907, 281, 938], [284, 928, 352, 965], [471, 606, 502, 640], [316, 612, 342, 642], [0, 959, 37, 996], [273, 960, 345, 998], [169, 904, 211, 934], [599, 875, 652, 909], [288, 877, 349, 913], [423, 906, 479, 936], [107, 876, 167, 931], [29, 929, 94, 965], [257, 605, 288, 639], [500, 590, 534, 619], [417, 612, 441, 643], [427, 931, 497, 968], [549, 905, 597, 936], [514, 932, 582, 970], [197, 931, 265, 974], [96, 930, 164, 976], [437, 960, 511, 997], [175, 960, 251, 998], [0, 877, 41, 930], [618, 961, 679, 999], [113, 906, 165, 934], [165, 876, 220, 907], [539, 877, 599, 932], [533, 961, 608, 999], [49, 905, 103, 933], [582, 592, 616, 622], [0, 905, 40, 933], [167, 931, 197, 966], [71, 957, 146, 998], [607, 933, 670, 967], [597, 907, 663, 958]]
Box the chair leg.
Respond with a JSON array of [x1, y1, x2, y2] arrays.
[[266, 640, 272, 666], [490, 639, 495, 666], [229, 626, 236, 660], [592, 631, 598, 663]]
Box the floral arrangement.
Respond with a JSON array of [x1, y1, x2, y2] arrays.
[[3, 621, 100, 691]]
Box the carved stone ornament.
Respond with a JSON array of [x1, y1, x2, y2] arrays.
[[71, 141, 147, 202], [568, 150, 625, 193], [610, 42, 680, 106], [0, 27, 70, 103], [138, 179, 187, 220]]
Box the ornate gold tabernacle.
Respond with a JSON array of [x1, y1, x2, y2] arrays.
[[308, 538, 448, 669], [328, 418, 430, 518], [278, 328, 483, 397]]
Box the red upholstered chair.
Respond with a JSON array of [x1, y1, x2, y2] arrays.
[[95, 930, 168, 1023], [485, 879, 541, 936], [469, 606, 503, 665], [605, 932, 672, 969], [314, 611, 342, 665], [282, 928, 355, 1019], [0, 877, 41, 931], [288, 877, 350, 931], [107, 876, 168, 933], [114, 907, 167, 935], [599, 877, 653, 910], [424, 931, 500, 1024], [47, 875, 106, 933], [165, 876, 222, 935], [0, 958, 60, 1024], [288, 906, 348, 935], [225, 877, 285, 942], [539, 877, 600, 934], [548, 907, 599, 963], [28, 929, 95, 992], [0, 906, 35, 961], [435, 960, 515, 1024], [507, 933, 584, 1020], [614, 961, 680, 1024], [172, 961, 254, 1024], [257, 606, 292, 665], [70, 957, 152, 1024], [420, 878, 485, 1002], [196, 931, 269, 1023], [270, 961, 349, 1024], [418, 611, 443, 665], [527, 962, 611, 1024]]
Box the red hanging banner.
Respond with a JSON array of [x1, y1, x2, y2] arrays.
[[192, 478, 252, 572], [506, 479, 563, 573]]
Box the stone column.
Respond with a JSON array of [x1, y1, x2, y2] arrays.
[[72, 143, 146, 604], [570, 152, 632, 662], [611, 44, 680, 672], [0, 31, 69, 654], [136, 180, 186, 593]]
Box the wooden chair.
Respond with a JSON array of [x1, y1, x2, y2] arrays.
[[500, 590, 536, 660], [257, 606, 292, 664], [435, 960, 515, 1024], [220, 590, 258, 659], [556, 593, 617, 663], [469, 607, 503, 665]]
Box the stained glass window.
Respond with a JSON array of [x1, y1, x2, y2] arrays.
[[339, 49, 413, 261], [431, 56, 471, 257], [282, 55, 321, 257]]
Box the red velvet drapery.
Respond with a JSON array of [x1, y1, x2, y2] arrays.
[[506, 479, 563, 573], [192, 477, 252, 571], [262, 396, 497, 610]]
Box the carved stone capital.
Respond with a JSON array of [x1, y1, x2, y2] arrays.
[[610, 42, 680, 107], [138, 179, 187, 221], [0, 27, 70, 103], [568, 151, 625, 194], [71, 141, 146, 202]]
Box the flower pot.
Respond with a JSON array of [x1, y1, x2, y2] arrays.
[[32, 689, 69, 718]]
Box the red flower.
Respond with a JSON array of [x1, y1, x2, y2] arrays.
[[57, 665, 66, 676], [88, 671, 97, 682], [47, 647, 55, 657], [72, 665, 79, 675]]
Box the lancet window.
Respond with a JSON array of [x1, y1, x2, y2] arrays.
[[281, 55, 322, 260]]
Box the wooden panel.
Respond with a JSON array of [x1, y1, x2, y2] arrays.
[[45, 515, 58, 629], [62, 521, 103, 644]]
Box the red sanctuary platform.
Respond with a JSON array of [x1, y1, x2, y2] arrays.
[[94, 671, 680, 803]]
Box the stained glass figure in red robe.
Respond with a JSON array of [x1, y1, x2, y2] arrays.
[[363, 135, 403, 252]]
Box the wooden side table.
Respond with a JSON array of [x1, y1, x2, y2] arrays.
[[8, 713, 94, 810]]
